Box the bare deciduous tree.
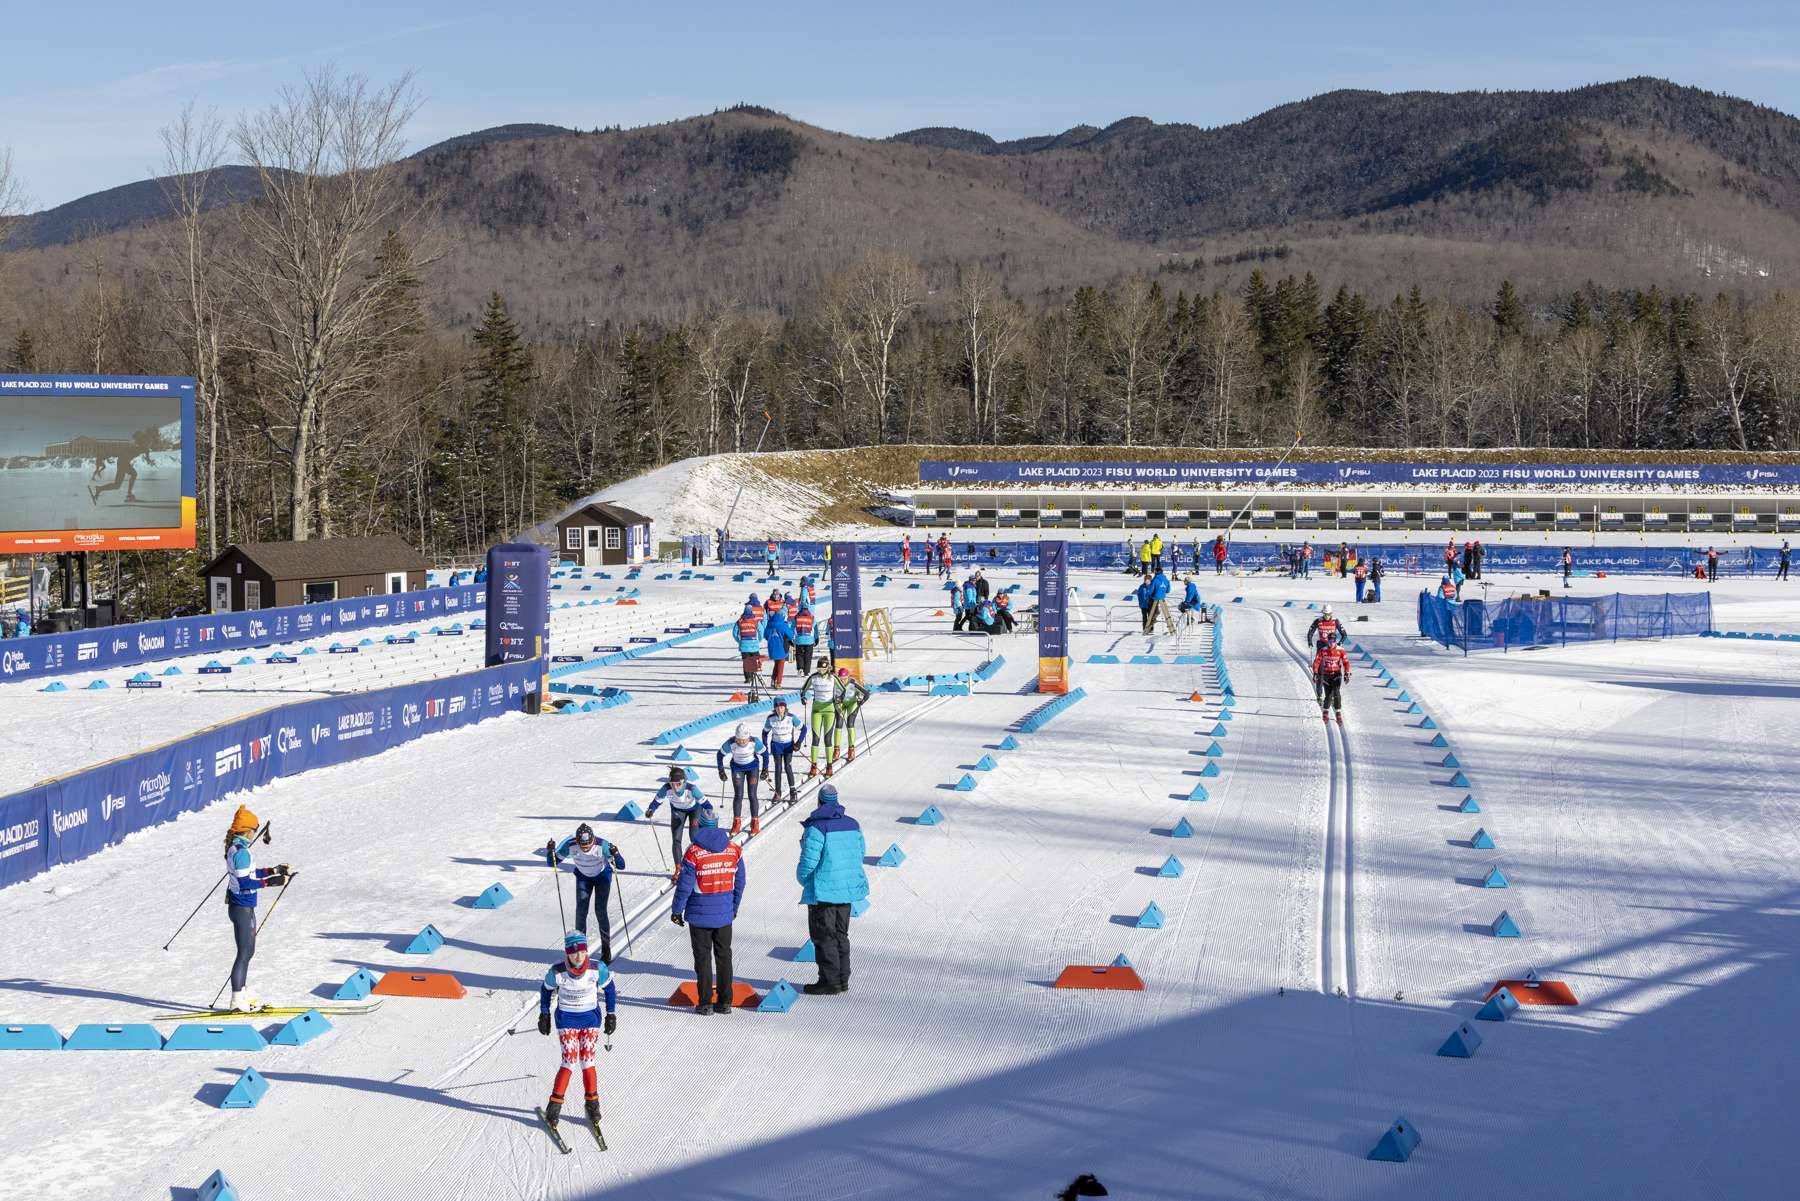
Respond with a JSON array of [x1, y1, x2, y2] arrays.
[[826, 250, 923, 443], [1696, 294, 1765, 451], [958, 265, 1027, 444], [228, 68, 424, 540]]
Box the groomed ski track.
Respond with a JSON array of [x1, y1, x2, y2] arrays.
[[3, 569, 1798, 1198]]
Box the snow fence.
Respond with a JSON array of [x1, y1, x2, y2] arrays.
[[0, 657, 543, 891], [1417, 591, 1712, 654]]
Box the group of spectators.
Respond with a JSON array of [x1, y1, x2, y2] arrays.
[[943, 569, 1016, 634]]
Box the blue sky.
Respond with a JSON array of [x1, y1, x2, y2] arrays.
[[6, 0, 1800, 207]]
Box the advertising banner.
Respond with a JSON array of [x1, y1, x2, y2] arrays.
[[0, 374, 197, 552], [919, 460, 1800, 488], [486, 543, 551, 666], [0, 658, 541, 891], [828, 541, 863, 681], [1037, 540, 1070, 694], [0, 583, 487, 686]]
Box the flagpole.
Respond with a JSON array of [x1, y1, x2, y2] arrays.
[[720, 410, 775, 561]]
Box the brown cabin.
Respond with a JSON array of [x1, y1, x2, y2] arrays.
[[554, 502, 653, 567], [199, 536, 431, 613]]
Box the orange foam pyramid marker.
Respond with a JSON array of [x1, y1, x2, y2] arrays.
[[1053, 964, 1145, 991], [1187, 691, 1206, 703], [1485, 978, 1579, 1006], [372, 971, 467, 999], [617, 599, 638, 605], [667, 980, 761, 1007], [933, 610, 945, 617], [729, 692, 748, 702]]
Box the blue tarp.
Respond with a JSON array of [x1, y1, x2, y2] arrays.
[[1418, 591, 1712, 653]]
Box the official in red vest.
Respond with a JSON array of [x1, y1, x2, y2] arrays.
[[671, 815, 747, 1015]]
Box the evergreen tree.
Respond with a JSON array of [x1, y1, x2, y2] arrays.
[[8, 328, 35, 371], [1494, 279, 1526, 339]]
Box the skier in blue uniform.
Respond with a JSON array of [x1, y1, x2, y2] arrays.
[[547, 823, 626, 963], [761, 697, 807, 805], [646, 766, 714, 879], [717, 723, 767, 836]]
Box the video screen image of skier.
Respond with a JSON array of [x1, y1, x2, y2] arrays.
[[0, 392, 184, 533]]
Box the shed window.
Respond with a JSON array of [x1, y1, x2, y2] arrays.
[[605, 528, 622, 550], [565, 527, 580, 550]]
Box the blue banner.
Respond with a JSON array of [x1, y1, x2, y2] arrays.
[[0, 658, 542, 891], [1419, 591, 1712, 653], [829, 541, 863, 667], [0, 583, 486, 686], [919, 460, 1800, 488], [1038, 541, 1069, 660], [486, 543, 550, 666]]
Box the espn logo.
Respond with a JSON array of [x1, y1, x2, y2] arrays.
[[214, 744, 244, 776]]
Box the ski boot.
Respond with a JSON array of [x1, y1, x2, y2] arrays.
[[1321, 711, 1330, 724], [787, 789, 799, 804], [823, 762, 834, 779], [846, 745, 856, 762], [806, 763, 819, 780], [1335, 711, 1344, 726], [585, 1097, 601, 1125], [600, 936, 613, 965], [749, 818, 761, 836], [229, 990, 264, 1014], [729, 817, 743, 836], [544, 1098, 563, 1128]]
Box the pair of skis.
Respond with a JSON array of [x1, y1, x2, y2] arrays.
[[537, 1106, 607, 1153], [152, 1001, 383, 1020]]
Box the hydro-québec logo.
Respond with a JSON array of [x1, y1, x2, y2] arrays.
[[1, 650, 28, 676], [276, 726, 302, 754]]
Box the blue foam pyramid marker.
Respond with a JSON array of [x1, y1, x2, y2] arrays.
[[953, 774, 978, 792], [1202, 741, 1224, 757], [1471, 827, 1496, 849], [1441, 753, 1461, 768], [41, 681, 67, 692], [973, 755, 998, 771], [474, 882, 514, 909], [129, 671, 153, 682], [1449, 771, 1471, 788], [1210, 722, 1228, 737], [877, 843, 906, 867], [0, 1023, 63, 1049], [1217, 708, 1233, 721], [1136, 901, 1166, 929], [1111, 953, 1133, 967], [1157, 855, 1184, 878], [402, 923, 444, 955], [1476, 987, 1521, 1021], [617, 799, 645, 820], [1437, 1022, 1483, 1058], [1170, 817, 1195, 838], [1458, 795, 1482, 814], [334, 967, 377, 1000], [1490, 911, 1522, 938], [850, 897, 871, 917], [162, 666, 183, 676], [916, 805, 945, 825], [1186, 783, 1210, 801], [1283, 600, 1294, 607], [998, 735, 1020, 751], [793, 940, 816, 962], [1368, 1117, 1422, 1162], [86, 679, 110, 690], [197, 1169, 242, 1201], [1429, 733, 1449, 748], [235, 656, 255, 666], [219, 1066, 269, 1109], [63, 1023, 162, 1050], [164, 1023, 268, 1052], [758, 979, 800, 1013], [1198, 762, 1220, 778], [271, 1009, 332, 1046], [671, 745, 692, 761], [1482, 865, 1509, 889], [1420, 716, 1437, 729], [1397, 690, 1411, 702]]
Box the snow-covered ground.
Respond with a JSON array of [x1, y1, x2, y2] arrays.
[[3, 565, 1798, 1199]]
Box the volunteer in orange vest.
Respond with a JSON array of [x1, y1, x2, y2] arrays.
[[670, 814, 746, 1015]]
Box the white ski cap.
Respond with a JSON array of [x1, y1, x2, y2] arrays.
[[1322, 604, 1333, 615], [734, 723, 751, 738]]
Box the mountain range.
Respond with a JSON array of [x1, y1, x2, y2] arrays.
[[5, 78, 1798, 333]]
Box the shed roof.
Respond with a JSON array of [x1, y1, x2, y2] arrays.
[[200, 535, 431, 580], [561, 501, 653, 527]]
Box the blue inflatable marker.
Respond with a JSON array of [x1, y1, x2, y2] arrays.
[[403, 924, 446, 955], [86, 679, 110, 690], [162, 666, 182, 676], [617, 800, 645, 820], [1476, 987, 1521, 1022], [1482, 865, 1509, 889], [219, 1066, 269, 1110], [1458, 796, 1482, 814], [1157, 855, 1184, 878], [473, 882, 514, 909], [1282, 600, 1294, 608], [1135, 901, 1166, 929], [1129, 654, 1162, 664], [1170, 817, 1195, 838], [1490, 911, 1522, 938], [1087, 654, 1120, 664], [1216, 708, 1233, 722], [1470, 827, 1496, 849], [671, 745, 692, 761], [1201, 741, 1224, 758], [41, 681, 67, 693], [1210, 722, 1228, 737], [757, 979, 800, 1013], [63, 1024, 162, 1050], [1397, 690, 1411, 702], [1437, 1023, 1483, 1058], [334, 968, 377, 1000], [1441, 753, 1461, 768], [1111, 952, 1133, 967], [0, 1023, 63, 1049], [1420, 716, 1437, 729], [271, 1010, 332, 1047], [1368, 1117, 1422, 1163], [877, 844, 907, 867]]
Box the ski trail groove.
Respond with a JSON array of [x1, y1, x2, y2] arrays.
[[1266, 606, 1356, 998]]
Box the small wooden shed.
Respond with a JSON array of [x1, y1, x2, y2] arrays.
[[199, 536, 431, 612], [554, 502, 654, 567]]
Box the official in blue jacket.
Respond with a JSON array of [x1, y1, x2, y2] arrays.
[[671, 817, 746, 1014], [1178, 576, 1201, 613], [945, 578, 965, 630], [764, 606, 793, 688], [796, 784, 868, 996]]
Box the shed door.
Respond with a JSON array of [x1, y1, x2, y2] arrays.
[[244, 580, 262, 610], [585, 527, 603, 568], [209, 577, 232, 613]]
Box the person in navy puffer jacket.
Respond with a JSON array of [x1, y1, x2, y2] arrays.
[[796, 783, 868, 996], [671, 815, 746, 1014]]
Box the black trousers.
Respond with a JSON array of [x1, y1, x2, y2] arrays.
[[731, 770, 760, 819], [769, 748, 798, 796], [807, 902, 852, 989], [228, 903, 256, 991], [1319, 676, 1343, 713], [689, 923, 734, 1005], [573, 873, 613, 956], [667, 811, 698, 864], [794, 642, 814, 674]]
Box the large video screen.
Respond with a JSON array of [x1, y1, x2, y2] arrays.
[[0, 375, 196, 553]]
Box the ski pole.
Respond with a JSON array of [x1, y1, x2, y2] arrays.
[[164, 821, 270, 951], [612, 867, 634, 958], [545, 841, 569, 932]]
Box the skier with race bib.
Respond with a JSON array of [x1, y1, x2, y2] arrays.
[[832, 668, 871, 771], [222, 804, 294, 1014], [762, 697, 807, 805], [717, 723, 767, 836], [546, 823, 626, 964], [803, 662, 837, 779], [1313, 640, 1351, 725], [646, 766, 713, 881], [536, 929, 617, 1151]]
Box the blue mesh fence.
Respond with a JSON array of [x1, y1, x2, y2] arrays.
[[1417, 591, 1711, 654]]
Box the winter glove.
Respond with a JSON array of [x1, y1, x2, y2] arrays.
[[609, 847, 625, 870], [603, 1013, 617, 1036], [538, 1012, 551, 1036], [717, 771, 727, 782], [544, 839, 557, 866], [670, 912, 686, 927]]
